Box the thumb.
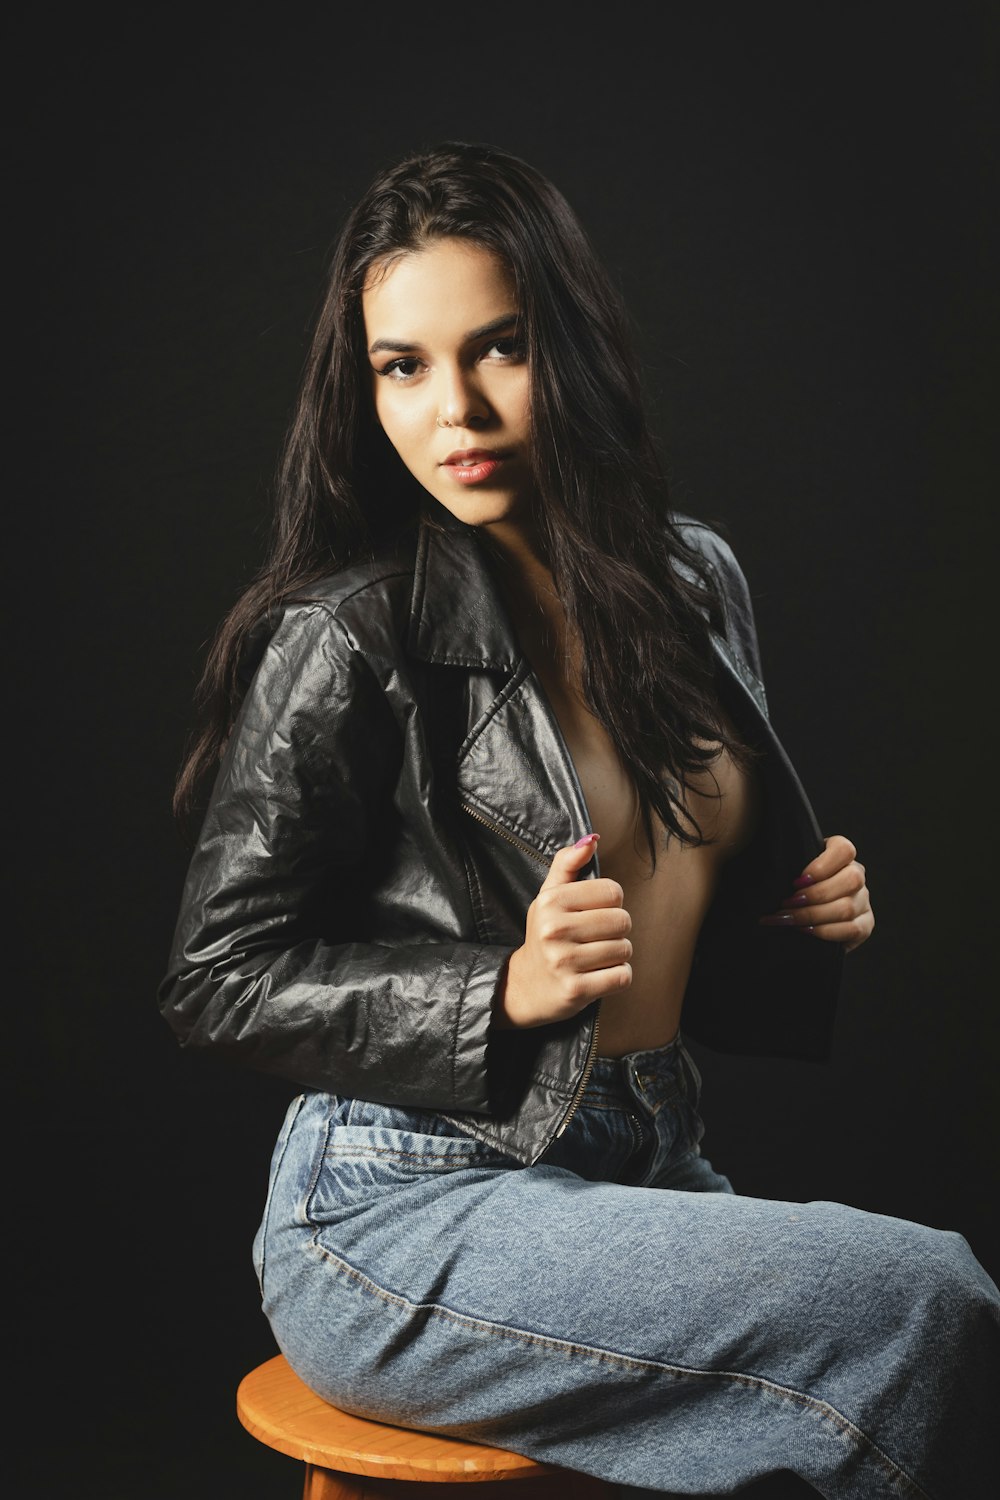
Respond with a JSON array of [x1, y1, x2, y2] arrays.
[[541, 833, 601, 889]]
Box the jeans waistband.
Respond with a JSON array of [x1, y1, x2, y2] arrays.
[[583, 1032, 699, 1116]]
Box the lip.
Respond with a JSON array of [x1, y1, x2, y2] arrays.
[[440, 448, 507, 466], [440, 447, 509, 485]]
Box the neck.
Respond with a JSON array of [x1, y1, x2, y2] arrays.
[[479, 518, 583, 685], [480, 516, 559, 612]]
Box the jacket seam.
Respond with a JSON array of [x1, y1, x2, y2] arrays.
[[293, 567, 413, 617]]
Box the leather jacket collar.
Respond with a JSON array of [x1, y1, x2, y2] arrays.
[[409, 510, 522, 671]]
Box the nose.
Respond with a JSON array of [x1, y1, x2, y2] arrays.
[[437, 364, 490, 430]]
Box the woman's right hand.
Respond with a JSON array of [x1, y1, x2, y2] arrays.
[[494, 835, 633, 1029]]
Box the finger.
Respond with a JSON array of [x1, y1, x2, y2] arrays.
[[761, 893, 866, 929], [535, 903, 632, 945], [802, 911, 875, 950], [565, 962, 633, 1002], [781, 863, 867, 910], [560, 937, 634, 973], [543, 878, 627, 914], [540, 834, 601, 890], [793, 834, 858, 889]]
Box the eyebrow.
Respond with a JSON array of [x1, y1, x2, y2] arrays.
[[367, 313, 520, 357]]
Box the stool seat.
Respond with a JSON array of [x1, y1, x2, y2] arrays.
[[236, 1353, 614, 1497]]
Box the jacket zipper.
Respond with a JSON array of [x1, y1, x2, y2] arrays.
[[460, 801, 602, 1142], [460, 803, 551, 867], [553, 1004, 601, 1137]]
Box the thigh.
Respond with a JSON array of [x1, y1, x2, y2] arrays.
[[256, 1091, 999, 1497], [258, 1090, 964, 1398]]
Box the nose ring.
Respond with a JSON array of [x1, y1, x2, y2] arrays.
[[436, 416, 452, 428]]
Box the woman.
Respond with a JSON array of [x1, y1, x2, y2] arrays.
[[159, 142, 997, 1497]]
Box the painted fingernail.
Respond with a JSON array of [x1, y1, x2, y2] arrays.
[[759, 912, 798, 925], [794, 873, 815, 888], [782, 893, 810, 907], [574, 834, 600, 848]]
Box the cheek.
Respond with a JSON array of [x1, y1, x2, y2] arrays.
[[371, 390, 407, 447], [502, 370, 532, 429], [373, 388, 419, 458]]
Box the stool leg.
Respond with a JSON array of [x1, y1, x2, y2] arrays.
[[302, 1464, 614, 1498], [303, 1462, 366, 1498]]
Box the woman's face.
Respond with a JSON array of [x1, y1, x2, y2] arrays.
[[362, 237, 536, 529]]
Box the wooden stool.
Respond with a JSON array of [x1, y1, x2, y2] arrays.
[[237, 1353, 615, 1498]]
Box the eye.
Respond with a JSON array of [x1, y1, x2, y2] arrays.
[[376, 357, 424, 382], [482, 336, 526, 362]]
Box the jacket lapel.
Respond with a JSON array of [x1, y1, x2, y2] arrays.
[[406, 508, 591, 857], [406, 507, 520, 671], [405, 505, 822, 868]]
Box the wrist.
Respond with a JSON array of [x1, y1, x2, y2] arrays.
[[491, 947, 524, 1030]]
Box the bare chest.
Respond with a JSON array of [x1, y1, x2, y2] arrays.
[[533, 657, 763, 1053], [534, 659, 760, 871]]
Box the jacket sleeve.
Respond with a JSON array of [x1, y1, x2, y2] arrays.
[[156, 601, 508, 1113]]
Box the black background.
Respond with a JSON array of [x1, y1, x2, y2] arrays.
[[15, 6, 998, 1497]]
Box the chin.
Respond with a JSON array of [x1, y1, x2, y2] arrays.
[[431, 487, 526, 528]]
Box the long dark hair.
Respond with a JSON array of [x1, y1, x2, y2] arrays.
[[172, 140, 758, 853]]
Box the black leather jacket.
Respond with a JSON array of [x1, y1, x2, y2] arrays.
[[158, 505, 842, 1166]]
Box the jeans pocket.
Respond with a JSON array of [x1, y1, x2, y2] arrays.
[[307, 1102, 512, 1227]]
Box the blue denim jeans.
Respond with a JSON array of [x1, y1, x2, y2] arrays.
[[253, 1036, 999, 1497]]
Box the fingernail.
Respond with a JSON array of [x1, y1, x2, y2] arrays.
[[759, 912, 798, 925], [794, 874, 815, 888], [782, 893, 810, 907], [574, 834, 599, 848]]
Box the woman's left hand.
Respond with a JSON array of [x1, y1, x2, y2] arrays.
[[758, 834, 875, 953]]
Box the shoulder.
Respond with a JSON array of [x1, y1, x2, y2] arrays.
[[290, 550, 414, 655], [238, 541, 418, 691], [668, 510, 765, 684], [669, 511, 752, 597]]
